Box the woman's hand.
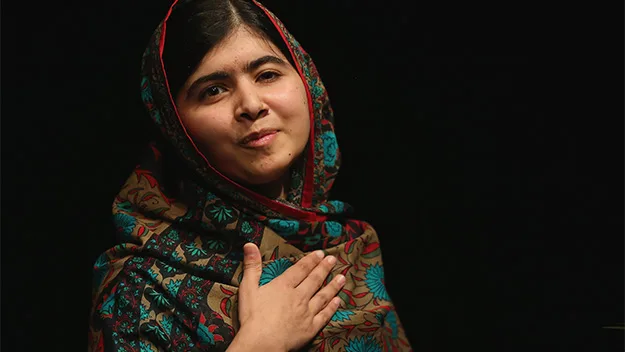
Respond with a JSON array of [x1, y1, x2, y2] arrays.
[[227, 243, 345, 352]]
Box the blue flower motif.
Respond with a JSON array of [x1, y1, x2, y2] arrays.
[[152, 110, 162, 125], [170, 251, 183, 263], [328, 200, 345, 213], [116, 200, 133, 212], [331, 310, 355, 322], [345, 336, 382, 352], [324, 221, 343, 237], [94, 253, 108, 269], [241, 221, 254, 234], [205, 192, 217, 201], [364, 263, 390, 301], [375, 312, 384, 325], [146, 268, 160, 283], [165, 279, 181, 297], [140, 76, 152, 104], [118, 294, 131, 310], [113, 213, 136, 240], [259, 258, 293, 286], [385, 310, 399, 339], [267, 219, 299, 237], [206, 204, 234, 224], [166, 228, 180, 241], [139, 303, 150, 321], [160, 314, 173, 334], [139, 340, 154, 351], [100, 292, 116, 317], [92, 254, 109, 287], [311, 78, 324, 98], [185, 243, 208, 257], [144, 324, 168, 344], [148, 289, 171, 308], [205, 239, 226, 251], [197, 324, 216, 345], [321, 131, 338, 168], [318, 204, 329, 213]]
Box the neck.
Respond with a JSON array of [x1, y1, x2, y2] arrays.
[[248, 172, 290, 201]]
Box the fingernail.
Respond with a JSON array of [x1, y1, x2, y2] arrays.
[[315, 250, 325, 259], [243, 243, 255, 256], [326, 255, 336, 264], [336, 274, 345, 285], [333, 297, 342, 307]]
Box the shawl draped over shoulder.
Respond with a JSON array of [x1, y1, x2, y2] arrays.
[[88, 1, 413, 351]]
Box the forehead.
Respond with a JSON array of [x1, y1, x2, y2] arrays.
[[197, 26, 285, 69]]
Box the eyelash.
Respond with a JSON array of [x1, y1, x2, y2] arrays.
[[258, 70, 281, 82], [198, 71, 282, 100], [200, 85, 226, 100]]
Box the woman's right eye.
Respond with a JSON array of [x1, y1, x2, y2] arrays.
[[200, 86, 226, 99]]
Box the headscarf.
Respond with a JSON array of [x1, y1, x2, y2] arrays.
[[89, 1, 413, 350]]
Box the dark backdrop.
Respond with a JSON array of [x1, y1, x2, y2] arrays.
[[3, 0, 623, 351]]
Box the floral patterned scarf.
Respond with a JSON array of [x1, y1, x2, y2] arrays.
[[88, 1, 413, 351]]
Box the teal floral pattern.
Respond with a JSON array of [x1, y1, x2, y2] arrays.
[[267, 219, 299, 237], [331, 310, 355, 322], [259, 258, 293, 286], [205, 203, 235, 225], [328, 200, 345, 212], [89, 0, 412, 351], [113, 212, 136, 240], [345, 336, 382, 352], [321, 131, 338, 167], [364, 263, 390, 301], [324, 221, 343, 237], [384, 310, 399, 339], [241, 221, 253, 234]]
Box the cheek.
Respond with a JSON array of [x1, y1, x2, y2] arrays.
[[275, 80, 311, 126], [295, 84, 312, 136], [179, 107, 233, 150]]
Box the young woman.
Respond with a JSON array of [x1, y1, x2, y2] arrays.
[[89, 0, 412, 350]]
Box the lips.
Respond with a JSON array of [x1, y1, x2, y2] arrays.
[[239, 129, 279, 146]]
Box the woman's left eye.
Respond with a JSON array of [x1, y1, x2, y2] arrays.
[[258, 71, 281, 82]]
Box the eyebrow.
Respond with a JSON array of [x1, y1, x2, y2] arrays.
[[185, 55, 288, 98], [245, 55, 287, 73]]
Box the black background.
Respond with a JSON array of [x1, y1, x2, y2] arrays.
[[3, 0, 623, 350]]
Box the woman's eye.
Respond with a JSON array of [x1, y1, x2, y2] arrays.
[[258, 71, 280, 82], [200, 86, 226, 99]]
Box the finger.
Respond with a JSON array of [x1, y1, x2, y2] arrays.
[[278, 250, 325, 287], [296, 255, 337, 299], [308, 273, 345, 314], [239, 243, 262, 299], [312, 296, 342, 332]]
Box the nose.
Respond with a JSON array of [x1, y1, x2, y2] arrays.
[[235, 83, 268, 121]]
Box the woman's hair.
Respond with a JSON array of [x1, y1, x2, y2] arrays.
[[162, 0, 296, 97]]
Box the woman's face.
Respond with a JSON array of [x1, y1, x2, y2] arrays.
[[174, 26, 310, 186]]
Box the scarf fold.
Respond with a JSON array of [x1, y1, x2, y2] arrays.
[[89, 1, 413, 351]]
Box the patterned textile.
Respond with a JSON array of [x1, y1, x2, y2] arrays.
[[88, 1, 413, 351]]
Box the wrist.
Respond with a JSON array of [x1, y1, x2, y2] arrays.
[[227, 325, 285, 352]]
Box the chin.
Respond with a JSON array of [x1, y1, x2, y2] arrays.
[[236, 157, 294, 185], [240, 167, 288, 185], [217, 150, 301, 186]]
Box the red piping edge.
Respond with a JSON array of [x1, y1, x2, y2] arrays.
[[252, 0, 316, 209]]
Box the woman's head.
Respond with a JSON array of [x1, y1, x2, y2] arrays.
[[163, 0, 310, 195]]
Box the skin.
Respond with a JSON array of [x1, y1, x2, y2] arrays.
[[174, 25, 311, 199], [174, 25, 343, 351], [227, 243, 345, 352]]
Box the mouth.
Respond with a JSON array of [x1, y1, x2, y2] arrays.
[[239, 128, 279, 147]]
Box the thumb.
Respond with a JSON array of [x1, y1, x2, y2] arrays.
[[240, 242, 262, 292]]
